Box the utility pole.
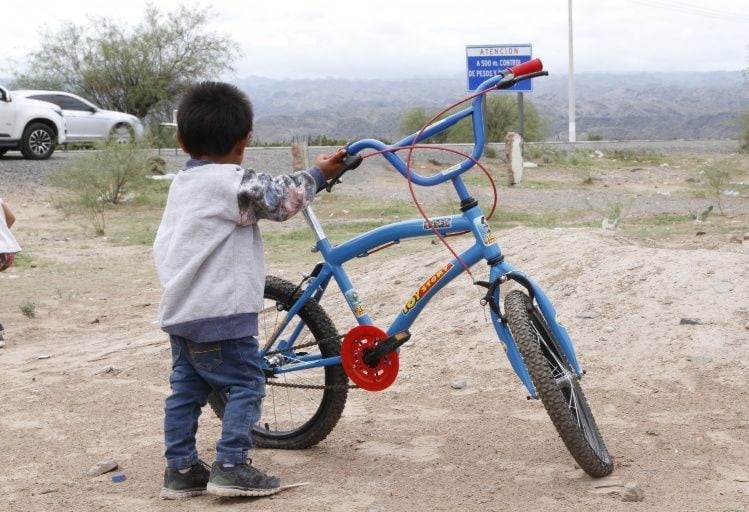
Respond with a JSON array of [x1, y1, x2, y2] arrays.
[[568, 0, 576, 142]]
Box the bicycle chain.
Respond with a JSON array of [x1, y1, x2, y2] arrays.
[[264, 334, 359, 390]]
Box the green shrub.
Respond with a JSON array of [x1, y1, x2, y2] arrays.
[[48, 139, 154, 234], [699, 161, 733, 214], [19, 300, 36, 319]]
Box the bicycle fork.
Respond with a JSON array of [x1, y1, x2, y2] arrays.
[[483, 262, 585, 399]]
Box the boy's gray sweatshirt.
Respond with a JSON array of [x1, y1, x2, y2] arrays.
[[153, 161, 324, 342]]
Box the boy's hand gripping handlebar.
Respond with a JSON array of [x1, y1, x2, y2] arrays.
[[317, 148, 364, 193]]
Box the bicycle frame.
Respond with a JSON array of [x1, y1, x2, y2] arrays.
[[261, 63, 584, 398]]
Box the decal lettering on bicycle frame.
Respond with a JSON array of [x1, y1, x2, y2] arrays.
[[474, 216, 496, 246], [344, 289, 367, 317], [402, 262, 454, 314], [423, 217, 452, 230]]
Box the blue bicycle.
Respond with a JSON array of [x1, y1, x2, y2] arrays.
[[209, 59, 614, 478]]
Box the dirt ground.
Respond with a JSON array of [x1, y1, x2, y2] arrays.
[[0, 149, 748, 512]]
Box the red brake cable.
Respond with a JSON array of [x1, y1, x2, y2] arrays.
[[360, 87, 498, 279]]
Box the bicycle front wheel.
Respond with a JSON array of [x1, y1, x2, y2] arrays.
[[504, 290, 613, 477], [208, 276, 349, 449]]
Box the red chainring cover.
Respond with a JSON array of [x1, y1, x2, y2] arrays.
[[340, 325, 399, 391]]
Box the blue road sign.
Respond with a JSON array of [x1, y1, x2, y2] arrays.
[[466, 44, 533, 92]]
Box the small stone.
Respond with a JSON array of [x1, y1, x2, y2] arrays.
[[576, 310, 601, 319], [87, 459, 118, 477], [745, 320, 749, 330], [111, 473, 126, 483], [94, 366, 116, 376], [603, 325, 616, 333], [692, 356, 712, 366], [451, 378, 468, 390], [712, 280, 734, 294], [37, 355, 51, 360], [621, 481, 644, 502], [679, 318, 702, 325]]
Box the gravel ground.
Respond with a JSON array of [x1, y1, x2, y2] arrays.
[[0, 140, 747, 512], [0, 139, 741, 187]]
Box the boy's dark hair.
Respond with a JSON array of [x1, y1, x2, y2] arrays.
[[177, 81, 254, 157]]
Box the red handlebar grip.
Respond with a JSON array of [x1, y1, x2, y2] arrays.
[[508, 58, 543, 76]]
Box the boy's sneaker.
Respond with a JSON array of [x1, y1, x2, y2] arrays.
[[207, 461, 281, 497], [160, 460, 211, 500]]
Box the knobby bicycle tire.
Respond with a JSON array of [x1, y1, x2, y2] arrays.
[[207, 276, 348, 449], [504, 290, 614, 477]]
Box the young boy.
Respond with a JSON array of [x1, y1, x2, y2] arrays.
[[154, 81, 346, 500]]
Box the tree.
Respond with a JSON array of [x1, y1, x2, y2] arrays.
[[13, 3, 239, 120], [483, 95, 545, 142], [398, 107, 449, 143], [398, 95, 545, 145]]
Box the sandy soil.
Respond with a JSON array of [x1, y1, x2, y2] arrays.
[[0, 152, 748, 512]]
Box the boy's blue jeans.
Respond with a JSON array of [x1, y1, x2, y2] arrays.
[[164, 335, 265, 469]]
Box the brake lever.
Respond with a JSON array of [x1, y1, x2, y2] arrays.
[[321, 153, 363, 193], [496, 70, 549, 90]]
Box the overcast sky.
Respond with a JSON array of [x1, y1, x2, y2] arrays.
[[1, 0, 747, 80]]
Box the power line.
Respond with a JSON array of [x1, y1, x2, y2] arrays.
[[629, 0, 749, 22]]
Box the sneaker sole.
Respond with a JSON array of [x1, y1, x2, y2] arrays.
[[160, 487, 207, 500], [206, 482, 282, 497]]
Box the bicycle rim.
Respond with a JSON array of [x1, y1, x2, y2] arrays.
[[505, 290, 613, 477], [255, 277, 348, 448]]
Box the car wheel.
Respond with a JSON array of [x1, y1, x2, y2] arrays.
[[110, 124, 135, 145], [0, 149, 7, 158], [21, 123, 56, 160]]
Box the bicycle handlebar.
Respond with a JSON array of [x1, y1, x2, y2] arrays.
[[342, 58, 546, 188]]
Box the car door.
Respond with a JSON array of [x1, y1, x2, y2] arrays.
[[0, 88, 16, 141], [53, 95, 108, 142]]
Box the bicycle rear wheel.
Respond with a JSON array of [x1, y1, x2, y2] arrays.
[[208, 276, 349, 449], [504, 289, 613, 477]]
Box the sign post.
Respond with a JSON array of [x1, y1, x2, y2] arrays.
[[465, 44, 533, 142]]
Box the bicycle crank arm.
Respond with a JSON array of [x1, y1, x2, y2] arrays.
[[362, 330, 411, 367]]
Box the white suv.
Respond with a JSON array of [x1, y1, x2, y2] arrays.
[[13, 90, 144, 144], [0, 85, 67, 160]]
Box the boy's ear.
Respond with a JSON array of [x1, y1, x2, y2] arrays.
[[176, 132, 188, 153], [235, 131, 252, 155]]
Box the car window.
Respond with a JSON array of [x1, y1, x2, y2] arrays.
[[29, 94, 60, 105], [54, 95, 93, 111]]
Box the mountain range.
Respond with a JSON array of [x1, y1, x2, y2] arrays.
[[238, 71, 748, 143]]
